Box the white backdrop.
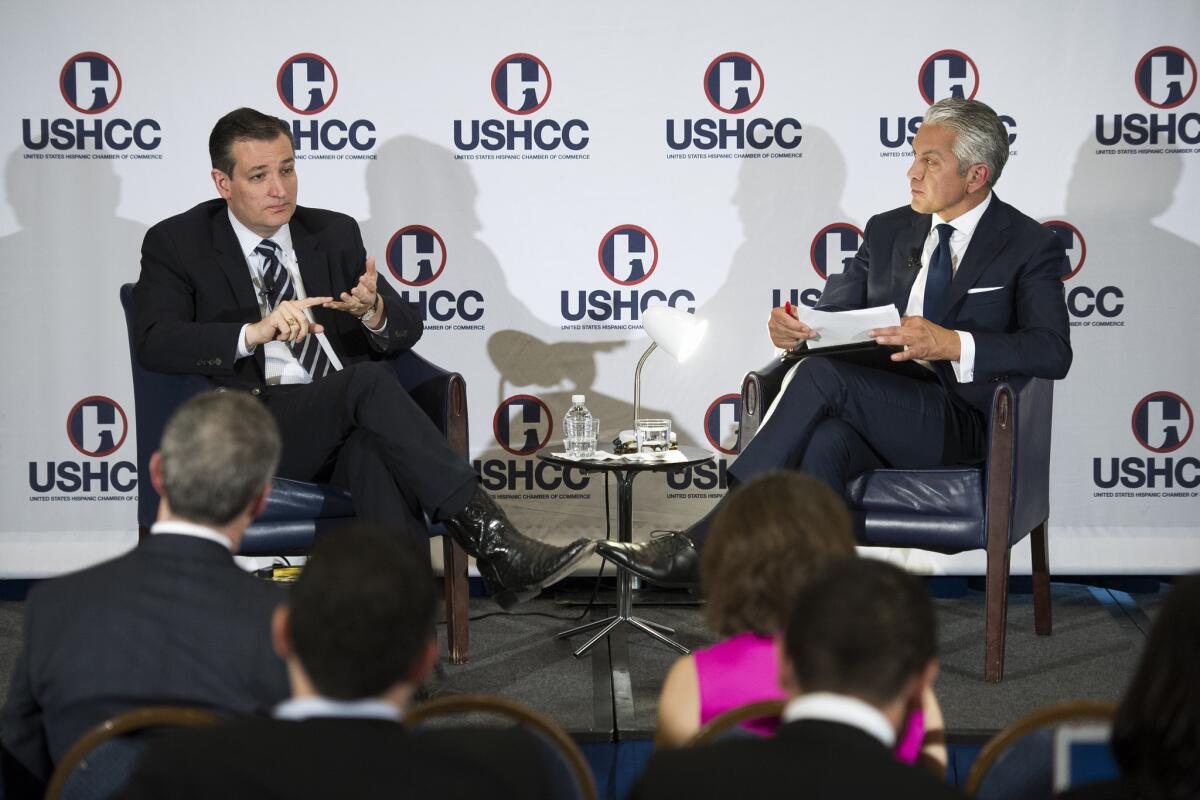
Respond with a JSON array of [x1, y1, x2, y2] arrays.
[[2, 0, 1198, 577]]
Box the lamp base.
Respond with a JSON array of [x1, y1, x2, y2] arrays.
[[612, 430, 678, 455]]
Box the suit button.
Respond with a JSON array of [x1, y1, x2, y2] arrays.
[[251, 388, 262, 397], [214, 358, 223, 366]]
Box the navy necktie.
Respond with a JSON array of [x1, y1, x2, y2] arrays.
[[922, 223, 955, 326], [254, 239, 334, 380]]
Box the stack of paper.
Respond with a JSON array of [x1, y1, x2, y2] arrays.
[[797, 305, 900, 350]]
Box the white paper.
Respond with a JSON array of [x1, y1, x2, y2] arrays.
[[796, 305, 901, 350]]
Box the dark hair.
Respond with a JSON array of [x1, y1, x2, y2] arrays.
[[1110, 574, 1200, 800], [702, 472, 855, 636], [784, 558, 936, 706], [159, 391, 280, 526], [208, 107, 293, 177], [288, 525, 437, 700]]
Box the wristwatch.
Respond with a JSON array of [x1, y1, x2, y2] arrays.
[[360, 296, 381, 325]]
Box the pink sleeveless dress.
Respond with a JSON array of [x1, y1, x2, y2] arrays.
[[693, 631, 924, 763]]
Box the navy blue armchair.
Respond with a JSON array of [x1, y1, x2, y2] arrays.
[[739, 358, 1054, 682], [120, 284, 472, 663]]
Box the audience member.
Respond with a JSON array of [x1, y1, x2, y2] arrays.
[[655, 472, 855, 745], [655, 472, 945, 770], [117, 524, 555, 799], [1059, 574, 1200, 800], [633, 558, 964, 799], [0, 391, 289, 798]]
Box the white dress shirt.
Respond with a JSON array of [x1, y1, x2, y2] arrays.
[[781, 692, 897, 748], [274, 695, 402, 723], [906, 191, 993, 383], [150, 519, 233, 551], [228, 211, 386, 384], [757, 193, 994, 430]]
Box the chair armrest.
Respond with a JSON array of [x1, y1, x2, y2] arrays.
[[985, 376, 1054, 545], [384, 350, 469, 459], [737, 357, 794, 451]]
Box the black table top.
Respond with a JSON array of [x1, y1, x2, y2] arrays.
[[537, 445, 714, 474]]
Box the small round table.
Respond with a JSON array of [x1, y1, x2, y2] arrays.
[[537, 446, 714, 657]]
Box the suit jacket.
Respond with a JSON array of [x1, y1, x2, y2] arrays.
[[0, 534, 289, 793], [631, 719, 966, 799], [132, 199, 423, 391], [116, 715, 556, 800], [817, 196, 1072, 414]]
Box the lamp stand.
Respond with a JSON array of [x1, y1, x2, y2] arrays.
[[632, 341, 657, 426]]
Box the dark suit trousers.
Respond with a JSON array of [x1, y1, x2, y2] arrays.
[[263, 361, 477, 543], [720, 357, 985, 546]]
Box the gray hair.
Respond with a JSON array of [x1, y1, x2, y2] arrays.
[[923, 98, 1009, 187], [158, 391, 280, 526]]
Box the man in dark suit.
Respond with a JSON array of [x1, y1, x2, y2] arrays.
[[132, 107, 589, 605], [0, 392, 290, 798], [117, 525, 555, 800], [632, 558, 965, 799], [600, 98, 1072, 585]]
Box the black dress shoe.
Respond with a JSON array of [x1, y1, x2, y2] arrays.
[[595, 532, 700, 588], [444, 487, 593, 609]]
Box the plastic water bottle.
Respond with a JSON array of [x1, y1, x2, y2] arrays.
[[563, 395, 595, 459]]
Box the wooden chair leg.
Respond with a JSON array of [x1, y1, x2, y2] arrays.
[[442, 536, 470, 665], [1031, 521, 1052, 636], [984, 538, 1011, 683]]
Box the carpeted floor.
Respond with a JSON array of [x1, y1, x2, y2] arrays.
[[422, 579, 1159, 739]]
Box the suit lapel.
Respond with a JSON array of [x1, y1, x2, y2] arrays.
[[212, 209, 261, 315], [890, 214, 929, 313], [290, 211, 334, 301], [946, 196, 1011, 312]]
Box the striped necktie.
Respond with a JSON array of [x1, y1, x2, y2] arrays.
[[254, 239, 335, 380]]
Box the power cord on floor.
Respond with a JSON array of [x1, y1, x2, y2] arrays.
[[452, 471, 615, 624]]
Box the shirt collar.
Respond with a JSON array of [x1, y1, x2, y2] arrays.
[[274, 696, 403, 723], [227, 207, 294, 260], [932, 189, 992, 240], [781, 692, 896, 748], [150, 520, 233, 551]]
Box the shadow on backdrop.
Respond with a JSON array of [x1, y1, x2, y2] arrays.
[[359, 135, 675, 464], [0, 148, 147, 425]]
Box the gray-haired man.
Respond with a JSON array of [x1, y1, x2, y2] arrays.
[[1, 392, 290, 797], [601, 98, 1073, 586]]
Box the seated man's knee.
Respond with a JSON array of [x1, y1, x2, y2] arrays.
[[345, 360, 397, 391], [805, 418, 858, 459], [784, 357, 851, 404], [794, 356, 842, 381]]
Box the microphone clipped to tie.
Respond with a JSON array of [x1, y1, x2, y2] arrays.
[[908, 247, 923, 270]]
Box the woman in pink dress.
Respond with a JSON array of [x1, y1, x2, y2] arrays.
[[654, 472, 946, 771]]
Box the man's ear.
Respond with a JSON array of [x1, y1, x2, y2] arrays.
[[966, 164, 991, 194], [149, 451, 166, 496], [211, 169, 232, 200], [775, 633, 799, 694], [248, 482, 271, 521], [407, 637, 439, 687], [271, 604, 293, 660]]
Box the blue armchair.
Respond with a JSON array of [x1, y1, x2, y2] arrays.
[[739, 358, 1054, 682], [119, 284, 472, 663]]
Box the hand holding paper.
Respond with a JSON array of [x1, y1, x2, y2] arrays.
[[797, 305, 901, 350]]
